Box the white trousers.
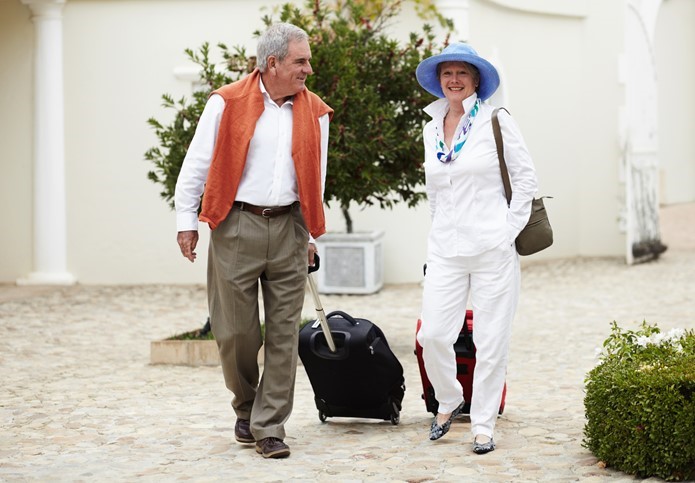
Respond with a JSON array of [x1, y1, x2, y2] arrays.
[[417, 241, 520, 438]]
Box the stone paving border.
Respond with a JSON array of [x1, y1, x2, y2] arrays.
[[1, 204, 693, 482]]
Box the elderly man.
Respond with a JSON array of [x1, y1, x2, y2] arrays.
[[174, 22, 332, 459]]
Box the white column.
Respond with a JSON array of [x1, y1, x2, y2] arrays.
[[622, 0, 665, 264], [435, 0, 470, 42], [18, 0, 75, 285]]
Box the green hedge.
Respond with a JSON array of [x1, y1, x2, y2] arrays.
[[584, 321, 695, 481]]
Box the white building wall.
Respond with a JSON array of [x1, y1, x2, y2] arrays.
[[472, 1, 599, 259], [1, 0, 693, 285], [656, 0, 695, 205], [580, 0, 626, 256], [62, 0, 286, 284]]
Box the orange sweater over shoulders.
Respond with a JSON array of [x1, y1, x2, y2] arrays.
[[199, 69, 333, 239]]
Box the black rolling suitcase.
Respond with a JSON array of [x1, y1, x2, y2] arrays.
[[298, 256, 405, 424]]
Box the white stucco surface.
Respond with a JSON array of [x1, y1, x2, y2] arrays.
[[1, 0, 693, 284]]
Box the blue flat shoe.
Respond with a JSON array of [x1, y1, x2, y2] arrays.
[[473, 437, 496, 454], [429, 401, 465, 441]]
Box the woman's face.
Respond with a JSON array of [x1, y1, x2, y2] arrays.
[[438, 61, 479, 105]]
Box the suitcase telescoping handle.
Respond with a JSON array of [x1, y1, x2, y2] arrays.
[[307, 254, 337, 353]]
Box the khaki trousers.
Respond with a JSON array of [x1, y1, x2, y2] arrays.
[[207, 203, 308, 441]]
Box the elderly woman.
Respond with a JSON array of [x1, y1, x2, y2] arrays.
[[415, 43, 538, 454]]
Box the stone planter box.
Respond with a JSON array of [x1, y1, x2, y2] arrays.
[[150, 339, 220, 366], [150, 339, 267, 367], [314, 230, 384, 294]]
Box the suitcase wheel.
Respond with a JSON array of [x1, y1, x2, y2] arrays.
[[390, 401, 400, 425], [318, 410, 327, 423]]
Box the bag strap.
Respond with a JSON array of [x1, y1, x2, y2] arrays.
[[492, 107, 512, 206]]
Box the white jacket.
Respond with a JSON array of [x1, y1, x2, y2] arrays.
[[423, 94, 538, 257]]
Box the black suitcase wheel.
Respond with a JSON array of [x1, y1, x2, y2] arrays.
[[318, 410, 327, 423], [390, 401, 400, 425]]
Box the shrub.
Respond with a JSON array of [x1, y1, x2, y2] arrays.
[[583, 321, 695, 481]]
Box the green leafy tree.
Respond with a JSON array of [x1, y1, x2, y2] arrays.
[[145, 0, 452, 233]]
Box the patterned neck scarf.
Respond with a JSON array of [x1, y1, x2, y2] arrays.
[[435, 98, 480, 163]]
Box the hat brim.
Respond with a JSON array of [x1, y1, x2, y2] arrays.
[[416, 52, 500, 101]]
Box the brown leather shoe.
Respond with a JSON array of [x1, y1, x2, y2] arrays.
[[255, 437, 290, 459], [234, 419, 254, 444]]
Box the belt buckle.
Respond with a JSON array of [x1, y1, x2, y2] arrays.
[[261, 208, 272, 218]]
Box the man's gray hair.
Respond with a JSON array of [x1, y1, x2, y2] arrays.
[[257, 23, 309, 73]]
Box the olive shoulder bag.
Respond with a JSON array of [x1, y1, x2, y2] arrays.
[[492, 108, 553, 256]]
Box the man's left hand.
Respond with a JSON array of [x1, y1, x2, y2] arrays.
[[308, 243, 318, 268]]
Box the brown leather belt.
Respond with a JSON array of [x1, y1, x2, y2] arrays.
[[233, 201, 295, 218]]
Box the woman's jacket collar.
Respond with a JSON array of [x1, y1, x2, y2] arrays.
[[423, 92, 479, 120]]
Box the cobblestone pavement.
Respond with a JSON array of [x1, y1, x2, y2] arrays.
[[1, 204, 693, 482]]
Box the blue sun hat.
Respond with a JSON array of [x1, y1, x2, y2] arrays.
[[416, 43, 500, 101]]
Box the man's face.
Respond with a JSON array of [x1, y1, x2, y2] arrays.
[[270, 39, 313, 98]]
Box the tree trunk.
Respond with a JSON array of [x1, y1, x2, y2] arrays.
[[341, 204, 353, 234]]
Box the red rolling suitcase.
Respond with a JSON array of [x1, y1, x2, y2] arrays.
[[414, 309, 506, 415]]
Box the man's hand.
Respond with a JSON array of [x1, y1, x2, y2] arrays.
[[177, 230, 199, 262], [308, 243, 318, 268]]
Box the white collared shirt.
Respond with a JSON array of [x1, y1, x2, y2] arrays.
[[423, 93, 538, 257], [175, 78, 330, 233]]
